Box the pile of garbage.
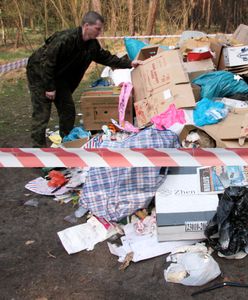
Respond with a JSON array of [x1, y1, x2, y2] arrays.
[[25, 164, 248, 293], [46, 24, 248, 151], [26, 24, 248, 292]]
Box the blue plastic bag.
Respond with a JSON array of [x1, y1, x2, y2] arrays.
[[192, 71, 248, 99], [63, 127, 90, 142], [124, 38, 169, 60], [193, 98, 229, 126], [124, 37, 147, 60]]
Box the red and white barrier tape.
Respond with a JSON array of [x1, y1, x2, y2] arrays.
[[0, 58, 28, 74], [97, 34, 218, 39], [1, 33, 231, 74], [0, 148, 248, 167]]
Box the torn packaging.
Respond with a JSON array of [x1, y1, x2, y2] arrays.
[[179, 111, 248, 148], [131, 50, 196, 127]]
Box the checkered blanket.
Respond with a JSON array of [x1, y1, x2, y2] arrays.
[[79, 128, 179, 221], [98, 128, 180, 148], [79, 167, 166, 221]]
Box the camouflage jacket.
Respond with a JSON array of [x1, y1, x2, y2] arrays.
[[27, 27, 132, 92]]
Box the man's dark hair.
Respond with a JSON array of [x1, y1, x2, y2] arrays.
[[82, 11, 104, 25]]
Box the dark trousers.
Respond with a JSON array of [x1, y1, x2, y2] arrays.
[[28, 82, 76, 147]]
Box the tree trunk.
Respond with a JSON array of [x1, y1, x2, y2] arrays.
[[110, 0, 117, 35], [145, 0, 159, 36], [0, 8, 6, 45], [206, 0, 211, 29], [44, 0, 48, 38], [13, 0, 25, 48], [49, 0, 69, 28], [91, 0, 101, 13], [128, 0, 135, 35]]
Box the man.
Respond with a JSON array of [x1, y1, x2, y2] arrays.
[[27, 11, 140, 147]]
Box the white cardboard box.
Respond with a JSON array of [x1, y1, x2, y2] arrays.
[[223, 46, 248, 67], [155, 167, 219, 241]]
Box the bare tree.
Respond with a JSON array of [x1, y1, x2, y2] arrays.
[[146, 0, 159, 36], [91, 0, 101, 13], [128, 0, 134, 35], [0, 8, 6, 45]]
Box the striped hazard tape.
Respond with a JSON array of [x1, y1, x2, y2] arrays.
[[0, 148, 248, 167], [0, 58, 28, 74]]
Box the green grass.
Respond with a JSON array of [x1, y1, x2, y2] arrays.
[[0, 47, 33, 62], [0, 62, 102, 147], [0, 40, 119, 146]]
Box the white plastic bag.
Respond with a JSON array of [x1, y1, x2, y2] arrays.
[[164, 244, 221, 286]]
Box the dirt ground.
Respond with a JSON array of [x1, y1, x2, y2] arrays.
[[1, 167, 248, 300]]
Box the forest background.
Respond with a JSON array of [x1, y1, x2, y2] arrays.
[[1, 0, 248, 51]]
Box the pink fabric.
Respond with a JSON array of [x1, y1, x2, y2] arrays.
[[151, 104, 186, 130], [118, 82, 140, 133]]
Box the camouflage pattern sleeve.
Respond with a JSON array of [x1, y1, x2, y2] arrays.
[[41, 35, 64, 91], [92, 41, 132, 69], [41, 32, 74, 91]]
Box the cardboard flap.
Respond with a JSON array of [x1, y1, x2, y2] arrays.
[[204, 113, 248, 141], [233, 24, 248, 45], [239, 113, 248, 145]]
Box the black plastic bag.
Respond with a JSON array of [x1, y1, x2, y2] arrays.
[[204, 186, 248, 256]]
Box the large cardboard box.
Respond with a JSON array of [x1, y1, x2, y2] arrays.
[[223, 46, 248, 67], [80, 87, 133, 130], [210, 32, 248, 73], [135, 45, 164, 60], [132, 50, 196, 127], [156, 167, 219, 241], [179, 111, 248, 148], [183, 58, 215, 81]]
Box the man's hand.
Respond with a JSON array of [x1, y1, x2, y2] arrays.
[[45, 90, 56, 100], [131, 60, 143, 68]]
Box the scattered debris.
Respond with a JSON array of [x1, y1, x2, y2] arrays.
[[24, 198, 39, 207], [119, 252, 134, 271], [25, 240, 35, 245]]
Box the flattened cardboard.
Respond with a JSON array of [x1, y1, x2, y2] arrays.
[[179, 112, 248, 148], [134, 84, 195, 127], [210, 40, 225, 69], [191, 83, 201, 102], [62, 138, 88, 148], [183, 58, 215, 81], [233, 24, 248, 45], [132, 50, 196, 127]]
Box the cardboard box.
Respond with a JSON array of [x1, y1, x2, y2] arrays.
[[210, 37, 248, 73], [62, 138, 88, 148], [179, 111, 248, 148], [210, 40, 225, 69], [233, 24, 248, 45], [135, 45, 164, 61], [132, 50, 196, 127], [183, 58, 215, 81], [223, 46, 248, 67], [156, 167, 218, 241], [80, 87, 133, 130]]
